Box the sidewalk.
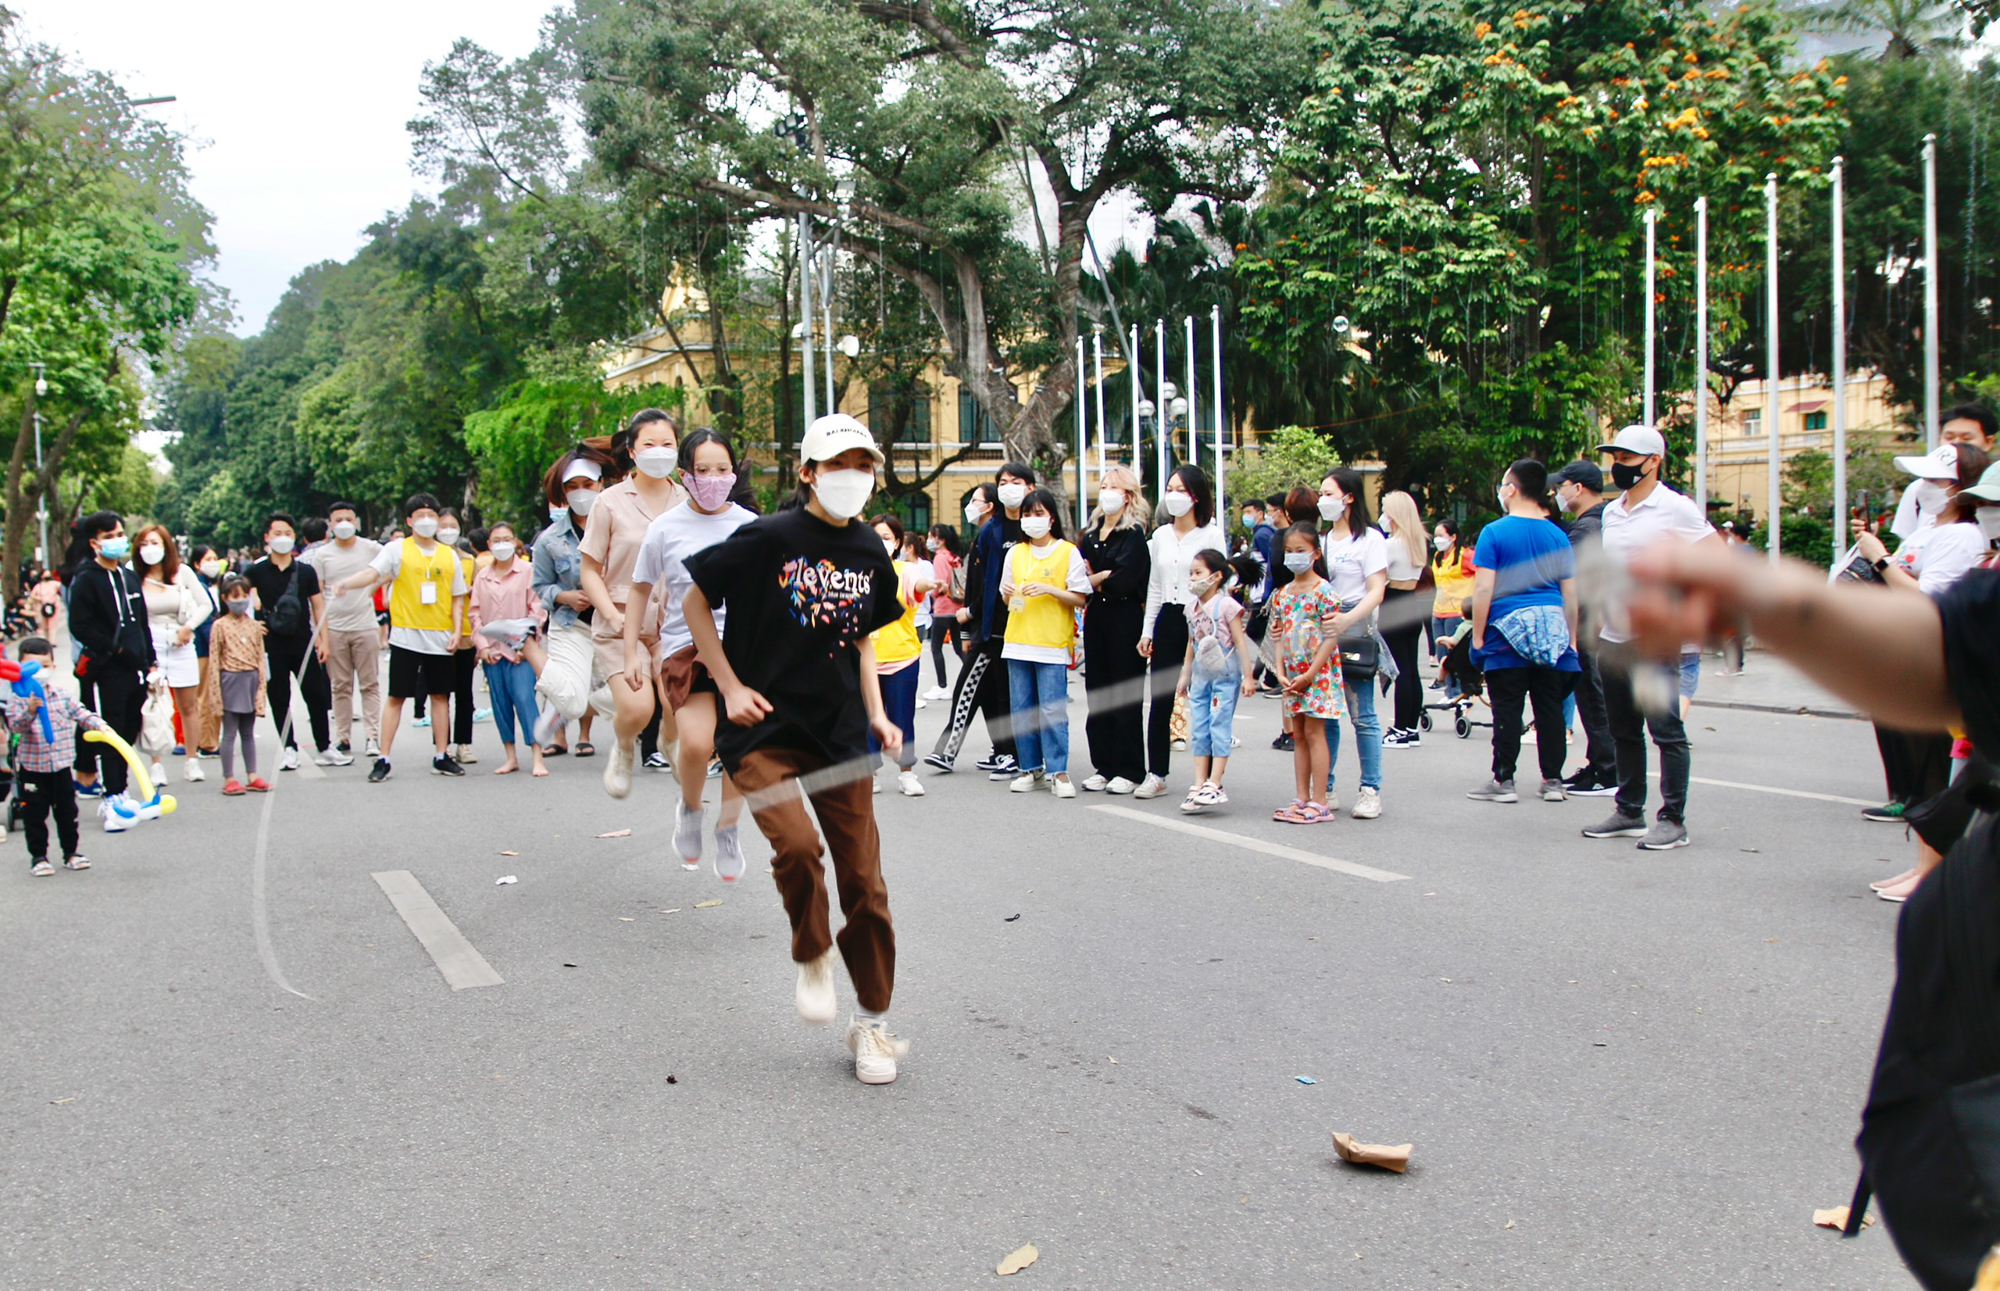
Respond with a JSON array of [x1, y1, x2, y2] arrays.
[[1689, 650, 1862, 721]]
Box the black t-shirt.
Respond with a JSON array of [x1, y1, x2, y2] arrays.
[[1937, 567, 2000, 753], [684, 506, 901, 767], [245, 556, 321, 642]]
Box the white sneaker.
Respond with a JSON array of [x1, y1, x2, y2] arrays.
[[532, 705, 562, 748], [795, 951, 838, 1025], [1081, 773, 1108, 792], [914, 697, 927, 710], [100, 796, 135, 833], [1132, 773, 1167, 799], [1051, 774, 1077, 799], [363, 738, 382, 759], [1352, 787, 1382, 819], [674, 802, 704, 870], [1106, 776, 1138, 795], [150, 761, 167, 786], [280, 747, 300, 772], [898, 770, 926, 797], [714, 823, 747, 883], [603, 741, 635, 799], [873, 775, 882, 794], [922, 686, 951, 701], [1009, 772, 1044, 793], [184, 757, 206, 783], [846, 1014, 910, 1085], [325, 747, 354, 766]]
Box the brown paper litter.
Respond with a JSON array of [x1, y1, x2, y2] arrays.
[[996, 1243, 1039, 1275], [1813, 1206, 1873, 1231], [1332, 1131, 1412, 1173]]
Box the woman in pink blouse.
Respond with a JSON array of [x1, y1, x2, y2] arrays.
[[470, 521, 550, 776]]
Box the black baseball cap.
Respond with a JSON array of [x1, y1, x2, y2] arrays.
[[1551, 460, 1604, 492]]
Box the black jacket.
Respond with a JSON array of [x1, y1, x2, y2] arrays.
[[68, 562, 155, 675], [1567, 500, 1609, 547]]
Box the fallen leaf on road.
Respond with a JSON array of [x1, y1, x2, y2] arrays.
[[562, 962, 578, 968], [618, 917, 635, 922], [660, 909, 681, 915], [495, 876, 518, 885], [1332, 1131, 1412, 1173], [1740, 847, 1760, 854], [665, 1075, 677, 1085], [694, 900, 723, 909], [996, 1244, 1039, 1276], [1504, 1220, 1515, 1229], [1814, 1206, 1873, 1230], [499, 850, 519, 856], [49, 1097, 74, 1105], [1004, 913, 1021, 922], [596, 829, 631, 839], [1593, 1041, 1608, 1047], [1107, 1056, 1117, 1064]]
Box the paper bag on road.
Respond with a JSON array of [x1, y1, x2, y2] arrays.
[[1332, 1131, 1412, 1173], [996, 1244, 1039, 1275]]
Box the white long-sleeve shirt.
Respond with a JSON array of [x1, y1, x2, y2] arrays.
[[1141, 519, 1227, 639]]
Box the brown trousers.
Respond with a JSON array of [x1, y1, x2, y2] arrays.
[[731, 746, 895, 1014]]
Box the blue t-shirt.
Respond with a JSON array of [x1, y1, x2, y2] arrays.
[[1473, 516, 1578, 671]]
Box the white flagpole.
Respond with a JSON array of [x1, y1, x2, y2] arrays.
[[1924, 132, 1940, 452], [1092, 324, 1107, 477], [1832, 156, 1849, 559], [1075, 334, 1087, 529], [1129, 323, 1141, 467], [1211, 304, 1225, 517], [1184, 314, 1199, 465], [798, 214, 817, 425], [1155, 319, 1168, 489], [1694, 197, 1709, 518], [1766, 172, 1782, 566], [1643, 207, 1657, 430]]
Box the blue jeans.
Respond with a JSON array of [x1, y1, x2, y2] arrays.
[[867, 662, 920, 770], [1188, 667, 1241, 757], [1007, 658, 1070, 776], [482, 657, 540, 747], [1327, 674, 1383, 793]]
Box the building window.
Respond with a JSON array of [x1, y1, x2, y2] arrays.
[[869, 380, 933, 444], [1804, 411, 1828, 431], [958, 388, 1001, 446], [1742, 410, 1761, 437], [902, 494, 931, 536]]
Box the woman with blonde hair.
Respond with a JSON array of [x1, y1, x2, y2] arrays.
[[1378, 490, 1429, 748], [1077, 465, 1152, 793]]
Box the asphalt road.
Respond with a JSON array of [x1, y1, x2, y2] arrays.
[[1, 660, 1917, 1289]]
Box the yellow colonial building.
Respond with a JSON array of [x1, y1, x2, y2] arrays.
[[1689, 370, 1911, 516]]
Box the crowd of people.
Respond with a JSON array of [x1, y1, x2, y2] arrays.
[[12, 402, 1996, 1089]]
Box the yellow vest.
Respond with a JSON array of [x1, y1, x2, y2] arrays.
[[1003, 540, 1078, 651], [872, 563, 923, 666], [388, 538, 459, 632]]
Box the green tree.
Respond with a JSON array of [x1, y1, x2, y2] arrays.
[[1226, 426, 1343, 518]]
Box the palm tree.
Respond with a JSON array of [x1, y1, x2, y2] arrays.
[[1788, 0, 1968, 59]]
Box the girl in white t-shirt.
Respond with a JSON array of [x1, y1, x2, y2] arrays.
[[1316, 468, 1388, 819], [625, 429, 758, 881]]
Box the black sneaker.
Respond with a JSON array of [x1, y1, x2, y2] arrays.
[[922, 752, 955, 773], [1383, 728, 1421, 749], [432, 753, 465, 777], [1564, 773, 1618, 798], [974, 753, 1006, 772], [984, 754, 1020, 781], [1860, 801, 1908, 823], [1270, 732, 1295, 752], [337, 741, 352, 755], [367, 758, 391, 783], [643, 751, 671, 771]]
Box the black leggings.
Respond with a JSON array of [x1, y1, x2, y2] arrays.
[[1380, 586, 1425, 731], [930, 617, 967, 689], [451, 648, 477, 745], [1145, 604, 1189, 778]]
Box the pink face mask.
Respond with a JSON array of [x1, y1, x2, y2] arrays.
[[686, 471, 737, 511]]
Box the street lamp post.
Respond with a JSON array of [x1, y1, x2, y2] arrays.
[[28, 361, 46, 566]]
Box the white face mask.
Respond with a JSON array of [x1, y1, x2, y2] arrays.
[[489, 541, 517, 563], [811, 467, 875, 521], [1318, 495, 1345, 523], [138, 543, 166, 566], [565, 490, 597, 518], [268, 534, 295, 555], [1497, 483, 1514, 511], [198, 560, 220, 578], [331, 520, 357, 541], [1163, 491, 1193, 518], [1980, 506, 2000, 542], [634, 445, 678, 479], [411, 517, 439, 539], [1916, 480, 1951, 514], [964, 501, 986, 525], [1283, 550, 1314, 574], [997, 482, 1027, 510], [1020, 514, 1052, 540], [926, 537, 941, 553], [1433, 535, 1451, 552], [882, 537, 899, 557], [1098, 488, 1125, 515], [436, 528, 461, 547]]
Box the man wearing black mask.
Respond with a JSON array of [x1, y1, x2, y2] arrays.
[[1580, 427, 1718, 851]]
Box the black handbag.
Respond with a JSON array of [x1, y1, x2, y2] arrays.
[[1905, 754, 2000, 856], [1338, 626, 1378, 682]]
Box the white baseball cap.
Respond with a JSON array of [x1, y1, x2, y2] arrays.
[[799, 413, 885, 466], [1894, 442, 1963, 480], [1961, 460, 2000, 502], [1596, 425, 1667, 458], [561, 459, 603, 484]]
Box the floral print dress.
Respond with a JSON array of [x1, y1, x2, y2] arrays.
[[1267, 578, 1346, 721]]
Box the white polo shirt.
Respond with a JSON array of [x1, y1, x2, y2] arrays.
[[1599, 483, 1714, 643]]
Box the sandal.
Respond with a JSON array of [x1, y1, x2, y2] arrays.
[[1298, 802, 1336, 823], [542, 744, 568, 757], [574, 741, 596, 758], [1273, 799, 1310, 823], [63, 856, 90, 870], [29, 859, 52, 877]]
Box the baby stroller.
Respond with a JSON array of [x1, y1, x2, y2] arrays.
[[0, 727, 27, 834], [1427, 631, 1493, 740]]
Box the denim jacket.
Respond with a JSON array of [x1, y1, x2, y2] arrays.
[[531, 518, 586, 630]]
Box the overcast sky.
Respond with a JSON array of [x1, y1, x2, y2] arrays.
[[24, 0, 554, 336]]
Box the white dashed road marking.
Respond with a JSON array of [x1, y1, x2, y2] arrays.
[[1089, 805, 1411, 883], [371, 870, 505, 990]]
